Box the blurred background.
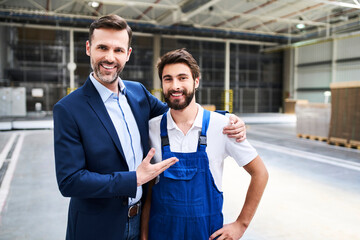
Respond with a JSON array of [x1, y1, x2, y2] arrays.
[[0, 0, 359, 239]]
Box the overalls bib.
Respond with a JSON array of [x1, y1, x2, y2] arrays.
[[149, 110, 224, 240]]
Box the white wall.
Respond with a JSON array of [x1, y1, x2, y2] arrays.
[[298, 41, 332, 64], [337, 35, 360, 60], [293, 34, 360, 103]]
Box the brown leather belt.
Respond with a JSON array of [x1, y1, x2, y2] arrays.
[[128, 201, 141, 218]]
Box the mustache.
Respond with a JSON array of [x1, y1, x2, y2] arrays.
[[99, 61, 120, 68], [167, 90, 185, 95]]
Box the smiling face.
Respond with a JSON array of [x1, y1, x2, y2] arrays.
[[86, 28, 132, 91], [162, 63, 199, 110]]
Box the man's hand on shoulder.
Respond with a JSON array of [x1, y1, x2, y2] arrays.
[[223, 114, 246, 142]]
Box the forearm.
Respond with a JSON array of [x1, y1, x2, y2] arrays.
[[57, 169, 137, 198], [236, 160, 268, 229]]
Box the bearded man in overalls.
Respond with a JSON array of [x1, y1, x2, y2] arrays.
[[141, 48, 268, 240]]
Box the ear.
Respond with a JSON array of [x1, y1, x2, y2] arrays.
[[195, 77, 200, 89], [86, 40, 90, 56], [126, 47, 132, 62]]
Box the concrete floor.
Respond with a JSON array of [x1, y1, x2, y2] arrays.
[[0, 120, 359, 240], [223, 123, 360, 240]]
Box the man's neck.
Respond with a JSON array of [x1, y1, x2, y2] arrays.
[[170, 101, 198, 135]]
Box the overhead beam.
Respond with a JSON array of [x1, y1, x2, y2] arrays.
[[96, 1, 177, 10], [181, 0, 222, 22], [155, 0, 190, 23], [311, 0, 360, 9], [93, 3, 103, 16], [240, 1, 324, 30], [162, 34, 278, 46], [215, 0, 277, 27], [53, 0, 76, 13], [275, 6, 358, 35], [80, 1, 101, 16], [251, 2, 326, 32], [215, 9, 328, 27], [0, 21, 279, 46], [136, 0, 161, 20], [27, 0, 46, 11], [192, 21, 298, 37], [46, 0, 51, 11], [0, 7, 156, 25]]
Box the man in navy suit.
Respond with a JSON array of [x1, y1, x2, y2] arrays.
[[53, 14, 246, 240]]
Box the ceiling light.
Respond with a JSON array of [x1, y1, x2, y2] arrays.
[[296, 23, 305, 29], [89, 1, 99, 8]]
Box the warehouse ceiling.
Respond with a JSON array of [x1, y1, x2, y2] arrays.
[[1, 0, 360, 44]]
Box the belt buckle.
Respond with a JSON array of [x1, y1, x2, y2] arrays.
[[128, 202, 140, 218]]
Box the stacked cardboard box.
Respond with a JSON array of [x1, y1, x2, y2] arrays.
[[295, 102, 331, 139], [284, 99, 309, 114], [329, 81, 360, 147]]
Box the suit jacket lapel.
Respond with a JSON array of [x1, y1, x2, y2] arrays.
[[82, 78, 127, 166]]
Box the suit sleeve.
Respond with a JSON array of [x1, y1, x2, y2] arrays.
[[53, 102, 137, 198]]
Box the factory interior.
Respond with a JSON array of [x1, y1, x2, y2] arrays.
[[0, 1, 359, 239]]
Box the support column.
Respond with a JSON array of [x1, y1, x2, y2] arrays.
[[293, 47, 299, 99], [283, 48, 292, 100], [152, 35, 161, 100], [67, 29, 76, 93], [0, 26, 5, 80], [224, 40, 230, 112], [326, 12, 330, 38], [331, 39, 337, 83]]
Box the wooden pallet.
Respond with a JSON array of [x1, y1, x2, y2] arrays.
[[309, 135, 328, 142], [297, 134, 328, 142], [327, 137, 360, 149], [328, 137, 348, 147], [348, 140, 360, 150], [297, 133, 310, 139]]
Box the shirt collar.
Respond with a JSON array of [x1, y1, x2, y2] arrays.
[[89, 73, 126, 103], [166, 104, 203, 131]]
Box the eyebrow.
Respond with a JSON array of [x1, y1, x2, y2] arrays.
[[162, 73, 189, 79], [96, 44, 125, 51]]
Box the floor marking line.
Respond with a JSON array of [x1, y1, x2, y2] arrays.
[[0, 132, 26, 213], [250, 139, 360, 172], [0, 133, 17, 169]]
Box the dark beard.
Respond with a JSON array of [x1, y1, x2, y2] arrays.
[[164, 89, 195, 110]]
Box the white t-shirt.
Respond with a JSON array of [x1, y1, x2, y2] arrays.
[[149, 104, 258, 191]]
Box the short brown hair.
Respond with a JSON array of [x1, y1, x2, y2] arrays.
[[89, 14, 132, 49], [157, 48, 200, 81]]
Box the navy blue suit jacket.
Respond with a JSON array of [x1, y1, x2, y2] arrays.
[[53, 77, 168, 240]]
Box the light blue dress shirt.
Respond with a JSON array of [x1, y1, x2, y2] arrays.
[[90, 73, 143, 205]]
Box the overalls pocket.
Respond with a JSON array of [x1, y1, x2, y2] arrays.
[[160, 167, 204, 205], [163, 167, 197, 180]]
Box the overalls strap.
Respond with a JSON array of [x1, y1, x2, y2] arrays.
[[160, 112, 171, 153], [160, 110, 211, 153], [198, 109, 210, 152]]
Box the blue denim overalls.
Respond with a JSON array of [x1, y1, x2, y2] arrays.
[[149, 110, 224, 239]]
